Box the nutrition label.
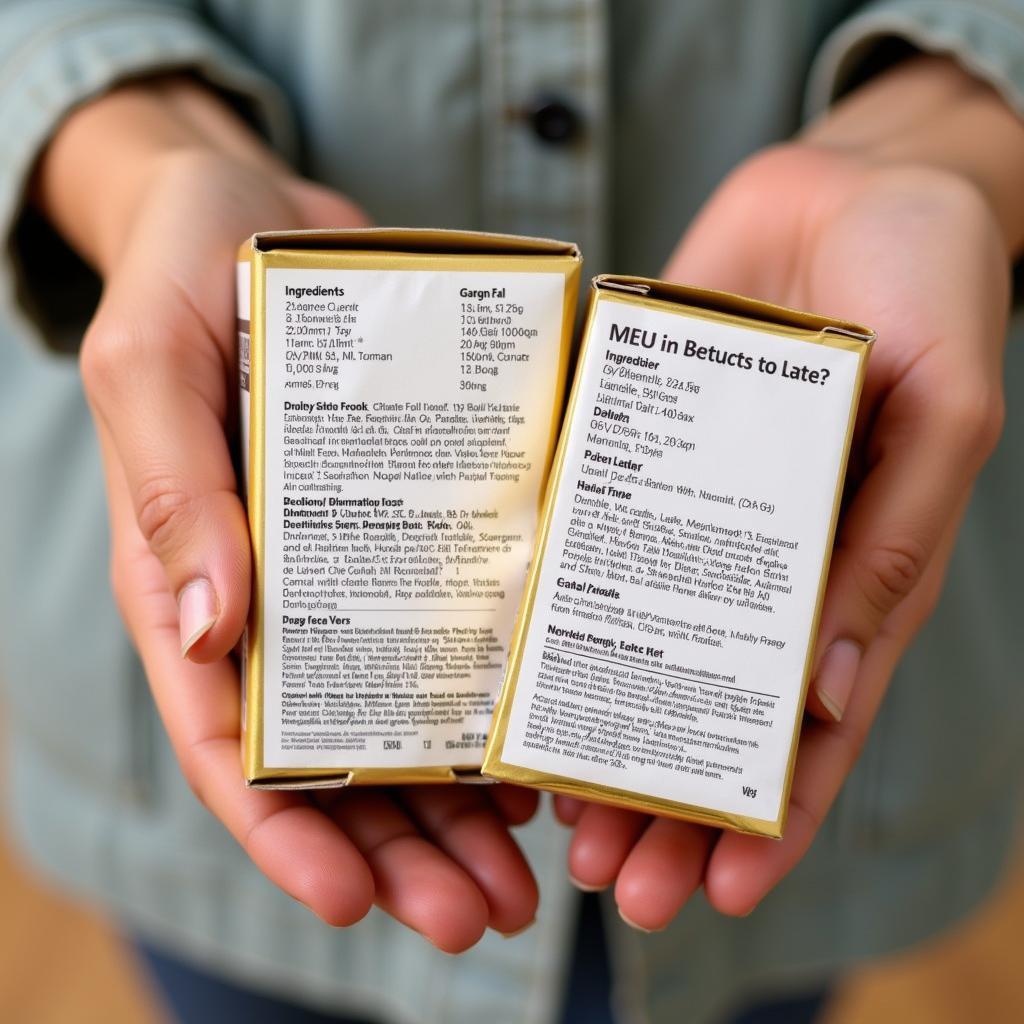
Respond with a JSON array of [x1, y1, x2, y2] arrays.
[[499, 294, 862, 822], [252, 265, 568, 769]]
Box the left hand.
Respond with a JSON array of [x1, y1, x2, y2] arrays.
[[36, 78, 542, 952], [555, 136, 1009, 929]]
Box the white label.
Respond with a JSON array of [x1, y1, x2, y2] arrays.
[[259, 266, 566, 769], [499, 296, 860, 822]]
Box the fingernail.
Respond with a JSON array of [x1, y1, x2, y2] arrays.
[[618, 907, 659, 934], [814, 639, 862, 722], [570, 875, 607, 893], [500, 919, 536, 939], [179, 579, 218, 658]]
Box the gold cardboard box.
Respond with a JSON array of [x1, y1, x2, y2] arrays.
[[482, 274, 873, 837], [238, 229, 581, 788]]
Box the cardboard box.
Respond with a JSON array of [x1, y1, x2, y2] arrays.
[[237, 229, 581, 787], [482, 274, 873, 836]]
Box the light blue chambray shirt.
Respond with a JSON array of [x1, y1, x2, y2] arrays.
[[1, 3, 1023, 1022]]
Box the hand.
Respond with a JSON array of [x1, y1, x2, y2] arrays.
[[39, 81, 540, 951], [556, 57, 1019, 930]]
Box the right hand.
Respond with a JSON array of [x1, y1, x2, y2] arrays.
[[41, 83, 540, 951]]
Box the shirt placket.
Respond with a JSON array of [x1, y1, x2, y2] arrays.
[[480, 0, 609, 275]]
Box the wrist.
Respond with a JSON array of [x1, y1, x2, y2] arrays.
[[34, 75, 288, 274], [802, 55, 1024, 258]]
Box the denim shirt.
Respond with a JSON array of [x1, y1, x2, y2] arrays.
[[1, 3, 1023, 1022]]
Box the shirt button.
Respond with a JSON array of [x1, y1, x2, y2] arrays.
[[527, 96, 582, 145]]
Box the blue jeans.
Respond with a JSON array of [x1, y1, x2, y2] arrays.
[[135, 893, 831, 1023]]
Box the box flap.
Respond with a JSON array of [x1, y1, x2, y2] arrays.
[[250, 227, 580, 259], [595, 274, 874, 343]]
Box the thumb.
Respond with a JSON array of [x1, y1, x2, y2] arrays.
[[805, 380, 998, 723], [81, 289, 250, 663]]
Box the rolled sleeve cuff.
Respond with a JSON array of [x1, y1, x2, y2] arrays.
[[805, 0, 1024, 120], [0, 2, 297, 351]]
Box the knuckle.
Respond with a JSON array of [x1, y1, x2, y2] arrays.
[[854, 538, 929, 618], [81, 317, 190, 403], [135, 476, 198, 560], [976, 392, 1006, 455], [945, 385, 1005, 458], [80, 323, 134, 398]]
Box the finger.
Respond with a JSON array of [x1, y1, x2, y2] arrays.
[[329, 790, 491, 953], [614, 820, 715, 932], [567, 804, 650, 891], [707, 509, 963, 916], [487, 784, 540, 827], [98, 429, 374, 925], [805, 378, 994, 723], [400, 786, 539, 936], [81, 282, 249, 664], [553, 795, 586, 827], [190, 736, 375, 927]]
